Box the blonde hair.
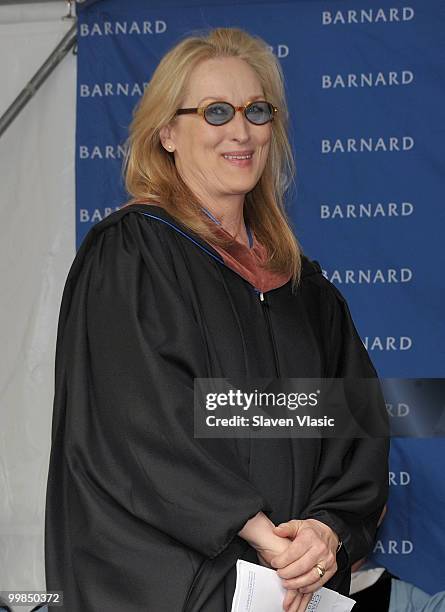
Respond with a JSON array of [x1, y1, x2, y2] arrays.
[[122, 27, 302, 290]]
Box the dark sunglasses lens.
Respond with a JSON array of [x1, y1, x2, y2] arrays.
[[204, 102, 234, 125], [246, 101, 273, 124]]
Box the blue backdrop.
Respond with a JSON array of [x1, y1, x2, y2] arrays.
[[75, 0, 445, 594]]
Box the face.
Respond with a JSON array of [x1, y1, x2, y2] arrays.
[[160, 57, 272, 207]]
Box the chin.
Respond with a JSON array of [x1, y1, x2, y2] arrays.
[[226, 186, 255, 195], [226, 178, 256, 189]]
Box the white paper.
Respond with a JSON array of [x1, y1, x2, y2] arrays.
[[231, 560, 356, 612]]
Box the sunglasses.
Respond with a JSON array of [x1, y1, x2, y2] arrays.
[[175, 100, 278, 126]]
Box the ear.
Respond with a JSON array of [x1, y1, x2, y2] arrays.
[[159, 123, 176, 152]]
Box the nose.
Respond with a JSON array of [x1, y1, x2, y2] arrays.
[[227, 109, 250, 141]]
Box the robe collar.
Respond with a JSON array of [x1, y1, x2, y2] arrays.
[[199, 206, 292, 293], [126, 202, 295, 294]]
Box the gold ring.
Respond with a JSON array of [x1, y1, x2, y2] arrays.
[[315, 563, 326, 579]]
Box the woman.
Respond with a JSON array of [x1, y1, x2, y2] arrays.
[[45, 28, 389, 612]]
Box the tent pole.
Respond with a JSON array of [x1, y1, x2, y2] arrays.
[[0, 21, 77, 138]]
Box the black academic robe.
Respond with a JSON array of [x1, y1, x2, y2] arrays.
[[44, 203, 389, 612]]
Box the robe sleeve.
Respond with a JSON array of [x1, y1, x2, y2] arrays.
[[299, 280, 389, 568], [60, 212, 272, 559]]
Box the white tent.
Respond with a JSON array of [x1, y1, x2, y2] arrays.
[[0, 2, 77, 608]]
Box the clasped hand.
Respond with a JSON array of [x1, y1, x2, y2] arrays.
[[255, 519, 339, 612]]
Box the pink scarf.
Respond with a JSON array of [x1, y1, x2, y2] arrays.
[[206, 223, 292, 293]]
